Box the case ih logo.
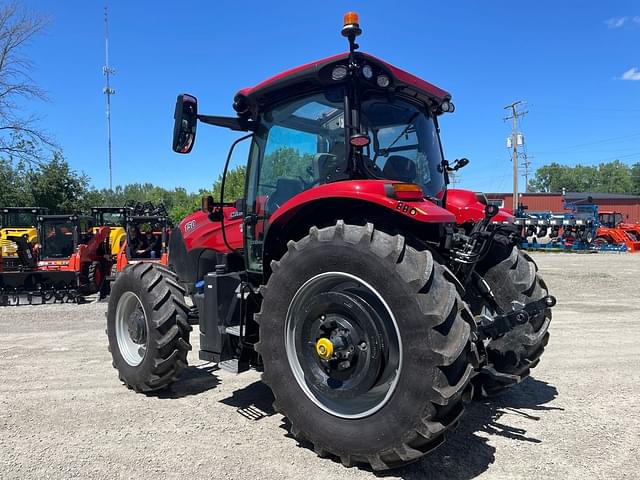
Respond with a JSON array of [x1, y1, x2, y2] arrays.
[[184, 220, 197, 232]]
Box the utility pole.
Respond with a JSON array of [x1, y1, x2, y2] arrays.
[[504, 101, 528, 212], [103, 4, 116, 190]]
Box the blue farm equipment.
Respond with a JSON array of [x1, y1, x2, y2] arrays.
[[515, 200, 628, 252]]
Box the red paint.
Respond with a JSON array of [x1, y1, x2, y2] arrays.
[[237, 53, 347, 98], [236, 52, 450, 104], [269, 180, 456, 226], [446, 189, 514, 225], [179, 208, 244, 255]]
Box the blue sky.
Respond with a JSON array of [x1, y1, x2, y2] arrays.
[[21, 0, 640, 193]]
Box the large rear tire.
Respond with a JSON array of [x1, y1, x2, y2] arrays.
[[107, 263, 192, 392], [474, 237, 552, 395], [256, 221, 476, 470]]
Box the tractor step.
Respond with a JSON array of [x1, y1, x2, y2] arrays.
[[225, 325, 244, 336], [218, 358, 250, 374]]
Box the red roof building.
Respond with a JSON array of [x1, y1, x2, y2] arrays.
[[483, 192, 640, 223]]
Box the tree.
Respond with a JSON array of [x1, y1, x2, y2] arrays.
[[0, 158, 30, 206], [26, 152, 90, 213], [212, 165, 246, 203], [528, 161, 635, 194], [0, 2, 54, 164], [631, 163, 640, 195]]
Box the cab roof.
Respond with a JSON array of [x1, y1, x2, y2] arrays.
[[234, 52, 450, 115]]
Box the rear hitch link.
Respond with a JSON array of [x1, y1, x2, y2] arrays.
[[478, 295, 556, 341]]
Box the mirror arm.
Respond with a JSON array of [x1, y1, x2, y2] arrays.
[[197, 114, 256, 132]]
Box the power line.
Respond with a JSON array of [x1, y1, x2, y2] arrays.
[[103, 3, 116, 190], [521, 152, 533, 192], [531, 132, 640, 155]]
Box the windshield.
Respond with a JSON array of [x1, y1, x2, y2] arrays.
[[100, 212, 125, 227], [3, 212, 38, 228], [248, 92, 445, 214], [41, 220, 76, 258], [599, 213, 623, 227], [361, 98, 445, 198]]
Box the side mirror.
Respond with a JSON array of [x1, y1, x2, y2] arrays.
[[485, 204, 500, 219], [173, 94, 198, 154], [444, 158, 470, 172], [201, 195, 214, 213]]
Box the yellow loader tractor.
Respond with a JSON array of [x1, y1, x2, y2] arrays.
[[0, 207, 48, 268], [91, 207, 128, 256]]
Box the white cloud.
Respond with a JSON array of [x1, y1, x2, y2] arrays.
[[606, 16, 628, 28], [621, 67, 640, 81]]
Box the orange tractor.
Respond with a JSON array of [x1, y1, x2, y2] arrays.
[[595, 211, 640, 251], [112, 212, 170, 274]]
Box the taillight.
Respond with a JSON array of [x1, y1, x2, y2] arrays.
[[385, 183, 425, 202]]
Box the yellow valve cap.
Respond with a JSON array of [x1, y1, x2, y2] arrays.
[[315, 338, 334, 360]]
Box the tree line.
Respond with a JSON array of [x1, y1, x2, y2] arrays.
[[0, 154, 247, 224], [528, 160, 640, 194]]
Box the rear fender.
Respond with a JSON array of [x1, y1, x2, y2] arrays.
[[264, 181, 455, 276]]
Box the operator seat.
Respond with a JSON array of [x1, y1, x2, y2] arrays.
[[382, 155, 417, 183], [313, 142, 348, 184], [267, 177, 305, 214]]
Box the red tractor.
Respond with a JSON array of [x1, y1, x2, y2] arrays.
[[107, 13, 554, 470]]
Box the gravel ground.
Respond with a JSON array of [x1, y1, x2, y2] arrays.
[[1, 253, 639, 479]]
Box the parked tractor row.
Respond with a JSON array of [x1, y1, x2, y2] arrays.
[[514, 199, 640, 252], [0, 204, 170, 304]]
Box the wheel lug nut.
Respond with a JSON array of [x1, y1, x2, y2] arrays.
[[358, 342, 367, 351], [339, 361, 350, 370]]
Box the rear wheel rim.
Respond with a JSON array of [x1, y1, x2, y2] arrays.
[[285, 272, 402, 419], [115, 291, 147, 366]]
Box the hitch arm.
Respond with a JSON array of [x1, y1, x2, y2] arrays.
[[479, 295, 556, 340]]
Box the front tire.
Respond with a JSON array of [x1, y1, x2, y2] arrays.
[[257, 221, 475, 470], [107, 263, 192, 392]]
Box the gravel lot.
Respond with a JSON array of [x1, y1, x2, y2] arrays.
[[1, 253, 639, 479]]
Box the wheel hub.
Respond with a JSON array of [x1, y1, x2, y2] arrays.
[[115, 291, 148, 367], [315, 337, 334, 360], [285, 272, 401, 419], [127, 308, 146, 344]]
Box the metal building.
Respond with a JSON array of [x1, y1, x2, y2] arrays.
[[483, 192, 640, 223]]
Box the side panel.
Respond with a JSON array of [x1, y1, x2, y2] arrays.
[[446, 188, 514, 225], [268, 180, 456, 226], [179, 209, 244, 254]]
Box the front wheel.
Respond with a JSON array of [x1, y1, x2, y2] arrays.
[[106, 263, 192, 392], [257, 221, 475, 470]]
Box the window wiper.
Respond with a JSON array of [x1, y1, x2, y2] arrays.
[[378, 112, 419, 157]]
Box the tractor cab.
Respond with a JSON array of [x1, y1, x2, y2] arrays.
[[0, 207, 48, 259], [114, 213, 171, 273], [92, 207, 128, 256], [37, 215, 96, 267], [598, 211, 624, 228], [172, 16, 460, 275]]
